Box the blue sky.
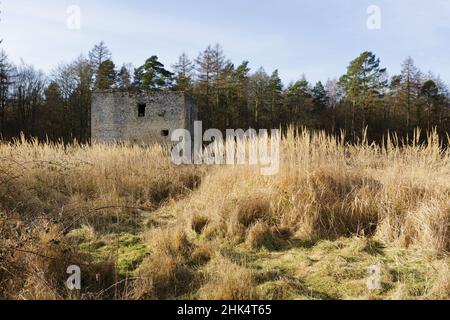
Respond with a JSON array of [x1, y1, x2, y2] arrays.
[[1, 0, 449, 85]]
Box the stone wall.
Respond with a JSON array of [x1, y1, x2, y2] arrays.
[[92, 90, 196, 144]]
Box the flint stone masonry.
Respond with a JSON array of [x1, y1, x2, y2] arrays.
[[92, 90, 197, 144]]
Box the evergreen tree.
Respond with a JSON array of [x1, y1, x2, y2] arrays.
[[230, 61, 251, 127], [339, 51, 387, 133], [284, 77, 312, 124], [312, 81, 328, 112], [95, 60, 116, 90], [268, 70, 283, 125], [117, 64, 133, 89], [134, 56, 173, 91], [43, 82, 66, 140], [420, 80, 439, 130]]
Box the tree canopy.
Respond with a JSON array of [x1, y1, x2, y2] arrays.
[[0, 41, 448, 144]]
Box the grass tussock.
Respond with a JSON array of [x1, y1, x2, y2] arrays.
[[1, 129, 449, 300], [198, 257, 258, 300]]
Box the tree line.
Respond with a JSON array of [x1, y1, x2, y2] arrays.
[[0, 41, 449, 143]]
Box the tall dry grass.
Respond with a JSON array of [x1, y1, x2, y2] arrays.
[[0, 136, 203, 299], [137, 128, 449, 299], [165, 128, 449, 253], [0, 129, 449, 299]]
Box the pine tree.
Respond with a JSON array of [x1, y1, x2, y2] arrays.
[[117, 64, 133, 89], [95, 60, 117, 90], [43, 82, 65, 139], [312, 81, 328, 112], [230, 61, 251, 127], [339, 51, 387, 134], [268, 70, 283, 125], [420, 80, 439, 131], [133, 56, 173, 91], [284, 77, 313, 125]]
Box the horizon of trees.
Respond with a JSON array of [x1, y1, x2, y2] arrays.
[[0, 41, 449, 144]]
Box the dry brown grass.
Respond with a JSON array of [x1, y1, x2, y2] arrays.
[[0, 129, 449, 300], [171, 128, 449, 254], [133, 228, 195, 299], [0, 137, 203, 299], [197, 257, 258, 300]]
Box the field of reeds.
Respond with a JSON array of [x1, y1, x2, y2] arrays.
[[0, 129, 449, 300]]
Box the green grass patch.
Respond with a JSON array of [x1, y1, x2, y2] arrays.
[[68, 229, 149, 276], [247, 237, 449, 300]]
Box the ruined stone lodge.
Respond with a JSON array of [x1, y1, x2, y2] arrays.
[[91, 90, 197, 144]]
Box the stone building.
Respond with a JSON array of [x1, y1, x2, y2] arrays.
[[91, 90, 196, 144]]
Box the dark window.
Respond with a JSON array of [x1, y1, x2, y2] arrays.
[[138, 104, 146, 117], [161, 130, 170, 137]]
